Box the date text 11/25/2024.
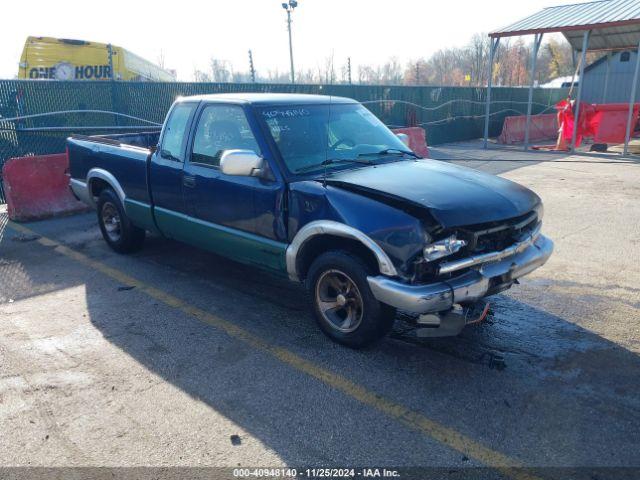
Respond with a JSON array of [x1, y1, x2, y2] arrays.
[[233, 468, 400, 478]]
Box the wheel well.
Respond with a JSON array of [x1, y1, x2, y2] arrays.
[[296, 235, 380, 281], [89, 178, 112, 199]]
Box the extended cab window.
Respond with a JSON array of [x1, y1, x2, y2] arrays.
[[191, 105, 260, 167], [160, 103, 195, 161]]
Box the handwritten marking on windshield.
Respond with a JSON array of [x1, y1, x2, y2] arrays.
[[262, 108, 310, 119]]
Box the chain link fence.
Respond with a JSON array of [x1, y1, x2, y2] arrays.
[[0, 80, 568, 203]]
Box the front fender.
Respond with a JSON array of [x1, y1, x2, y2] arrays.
[[287, 181, 428, 280], [285, 220, 398, 281]]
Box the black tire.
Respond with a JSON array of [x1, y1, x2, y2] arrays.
[[306, 250, 396, 348], [96, 188, 145, 254]]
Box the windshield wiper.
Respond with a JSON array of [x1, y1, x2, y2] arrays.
[[358, 148, 420, 159], [295, 157, 372, 174]]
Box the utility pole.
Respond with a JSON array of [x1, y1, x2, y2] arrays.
[[107, 43, 115, 80], [347, 57, 352, 84], [248, 49, 256, 83], [282, 0, 298, 83], [415, 62, 420, 85], [107, 43, 119, 126]]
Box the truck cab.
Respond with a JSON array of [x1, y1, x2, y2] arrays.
[[140, 96, 286, 270]]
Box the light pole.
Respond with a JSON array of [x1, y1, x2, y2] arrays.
[[282, 0, 298, 83]]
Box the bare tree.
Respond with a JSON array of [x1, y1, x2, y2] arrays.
[[357, 65, 380, 84], [157, 50, 166, 70], [339, 58, 352, 84], [190, 32, 578, 86], [404, 58, 429, 85], [193, 68, 212, 82], [232, 71, 253, 83], [297, 68, 317, 83], [467, 33, 490, 86], [210, 58, 233, 83], [263, 69, 290, 83], [380, 57, 403, 85], [427, 48, 463, 85], [318, 52, 336, 84]]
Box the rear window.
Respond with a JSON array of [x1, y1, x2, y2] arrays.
[[160, 103, 195, 161]]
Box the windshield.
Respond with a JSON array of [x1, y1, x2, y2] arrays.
[[257, 103, 413, 174]]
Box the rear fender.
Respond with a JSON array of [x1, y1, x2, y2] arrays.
[[86, 168, 127, 206]]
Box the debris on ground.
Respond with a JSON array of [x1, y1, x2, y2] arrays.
[[488, 353, 506, 370]]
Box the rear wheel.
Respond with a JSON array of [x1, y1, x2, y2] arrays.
[[306, 250, 396, 348], [97, 188, 145, 253]]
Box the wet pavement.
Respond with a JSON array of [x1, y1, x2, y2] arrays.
[[1, 142, 639, 477]]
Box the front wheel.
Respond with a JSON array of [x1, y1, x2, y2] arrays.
[[97, 188, 145, 254], [306, 251, 396, 348]]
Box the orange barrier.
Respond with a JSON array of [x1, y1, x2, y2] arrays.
[[591, 103, 640, 144], [2, 153, 88, 222], [556, 100, 640, 147], [391, 127, 429, 157], [497, 114, 558, 145]]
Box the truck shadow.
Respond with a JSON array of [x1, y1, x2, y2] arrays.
[[2, 216, 639, 467], [90, 234, 640, 465]]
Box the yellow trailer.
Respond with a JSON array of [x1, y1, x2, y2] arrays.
[[19, 36, 175, 82]]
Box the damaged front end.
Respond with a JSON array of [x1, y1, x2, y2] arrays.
[[367, 208, 553, 337], [289, 176, 552, 337]]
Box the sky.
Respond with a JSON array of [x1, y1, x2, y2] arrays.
[[0, 0, 567, 81]]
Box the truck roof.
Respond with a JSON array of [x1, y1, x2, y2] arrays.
[[178, 93, 358, 106]]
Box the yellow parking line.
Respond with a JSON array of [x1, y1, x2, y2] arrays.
[[7, 220, 541, 480]]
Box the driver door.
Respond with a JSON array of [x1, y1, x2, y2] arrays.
[[181, 103, 285, 269], [183, 103, 261, 229]]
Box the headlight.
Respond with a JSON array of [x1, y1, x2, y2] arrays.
[[423, 235, 467, 262]]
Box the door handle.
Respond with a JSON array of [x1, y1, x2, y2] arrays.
[[183, 174, 196, 188]]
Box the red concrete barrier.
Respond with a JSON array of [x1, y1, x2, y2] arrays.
[[556, 100, 640, 147], [497, 114, 558, 145], [591, 103, 640, 144], [391, 127, 429, 157], [2, 153, 88, 222]]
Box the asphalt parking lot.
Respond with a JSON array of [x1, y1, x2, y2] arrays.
[[1, 143, 639, 478]]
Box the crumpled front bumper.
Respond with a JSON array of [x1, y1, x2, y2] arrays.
[[367, 234, 553, 314]]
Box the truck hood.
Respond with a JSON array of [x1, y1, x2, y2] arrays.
[[325, 160, 541, 228]]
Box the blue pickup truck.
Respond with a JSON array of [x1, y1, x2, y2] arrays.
[[68, 93, 553, 347]]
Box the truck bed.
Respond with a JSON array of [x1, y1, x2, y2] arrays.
[[71, 131, 160, 149], [67, 131, 160, 205]]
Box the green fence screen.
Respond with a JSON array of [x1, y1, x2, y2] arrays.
[[0, 80, 568, 203]]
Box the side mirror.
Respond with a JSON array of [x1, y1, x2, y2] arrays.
[[396, 133, 410, 147], [220, 150, 264, 177]]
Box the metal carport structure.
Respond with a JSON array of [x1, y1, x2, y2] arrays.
[[483, 0, 640, 154]]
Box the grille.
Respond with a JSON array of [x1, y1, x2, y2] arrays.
[[412, 210, 540, 283], [457, 210, 539, 255]]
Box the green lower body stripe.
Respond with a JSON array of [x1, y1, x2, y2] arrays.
[[153, 206, 288, 273]]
